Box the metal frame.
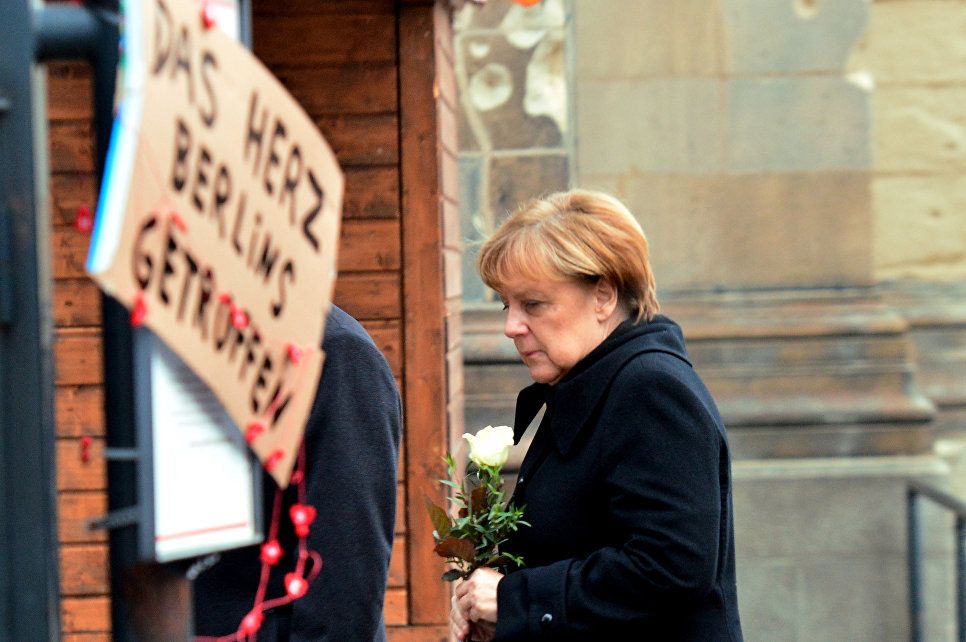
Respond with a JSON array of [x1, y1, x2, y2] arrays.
[[0, 1, 60, 637], [907, 478, 966, 641], [0, 2, 119, 638]]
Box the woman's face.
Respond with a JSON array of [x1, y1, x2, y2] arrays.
[[499, 273, 623, 386]]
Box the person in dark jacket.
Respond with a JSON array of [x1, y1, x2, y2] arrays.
[[451, 190, 743, 641], [194, 304, 402, 640]]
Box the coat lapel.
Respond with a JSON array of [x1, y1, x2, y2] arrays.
[[545, 321, 692, 459]]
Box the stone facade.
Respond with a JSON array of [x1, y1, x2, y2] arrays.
[[859, 1, 966, 283], [457, 1, 966, 639], [575, 0, 873, 292]]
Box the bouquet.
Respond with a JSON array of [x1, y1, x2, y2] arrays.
[[425, 425, 529, 582]]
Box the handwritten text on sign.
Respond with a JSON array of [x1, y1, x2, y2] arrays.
[[89, 0, 343, 487]]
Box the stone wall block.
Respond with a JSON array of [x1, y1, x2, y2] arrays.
[[732, 458, 953, 640], [733, 559, 799, 641], [577, 79, 725, 175], [734, 469, 950, 559], [574, 0, 673, 78], [727, 77, 869, 173], [574, 0, 724, 79], [873, 176, 966, 280], [797, 557, 910, 641], [669, 0, 726, 77], [621, 172, 872, 291], [874, 87, 966, 173], [862, 1, 966, 85], [722, 0, 867, 75]]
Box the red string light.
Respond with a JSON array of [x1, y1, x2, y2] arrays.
[[245, 422, 265, 444], [239, 609, 263, 637], [194, 442, 321, 642], [230, 304, 249, 330], [259, 540, 283, 566], [263, 448, 284, 472], [201, 3, 217, 30], [284, 573, 309, 599], [74, 205, 94, 234], [289, 504, 316, 538], [170, 211, 187, 232], [130, 292, 148, 327]]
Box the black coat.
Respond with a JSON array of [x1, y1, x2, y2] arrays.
[[495, 316, 743, 641], [193, 305, 402, 640]]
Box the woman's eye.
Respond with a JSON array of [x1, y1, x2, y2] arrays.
[[524, 300, 541, 310], [501, 303, 509, 311]]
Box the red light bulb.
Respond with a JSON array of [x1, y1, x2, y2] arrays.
[[230, 304, 249, 330], [240, 609, 263, 635], [259, 539, 283, 565], [245, 422, 265, 444], [74, 205, 94, 234], [264, 449, 284, 471], [289, 504, 316, 538], [130, 294, 147, 327], [285, 573, 308, 598]]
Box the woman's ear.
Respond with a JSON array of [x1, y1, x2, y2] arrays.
[[594, 280, 620, 321]]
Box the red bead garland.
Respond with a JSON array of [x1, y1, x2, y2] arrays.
[[259, 539, 283, 566], [230, 304, 249, 330], [239, 609, 263, 636], [245, 422, 265, 444], [201, 4, 217, 30], [195, 443, 322, 642], [130, 292, 148, 327], [74, 205, 94, 234], [284, 572, 309, 599], [289, 504, 316, 538]]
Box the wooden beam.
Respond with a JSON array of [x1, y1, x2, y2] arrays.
[[398, 0, 453, 626]]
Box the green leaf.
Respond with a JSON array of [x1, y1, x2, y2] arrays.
[[482, 554, 511, 568], [434, 536, 477, 563], [424, 496, 452, 539], [441, 568, 465, 582]]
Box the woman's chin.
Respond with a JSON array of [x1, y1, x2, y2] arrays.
[[526, 367, 563, 386]]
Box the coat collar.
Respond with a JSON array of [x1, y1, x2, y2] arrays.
[[512, 315, 691, 457]]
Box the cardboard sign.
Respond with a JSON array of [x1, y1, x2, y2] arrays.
[[88, 0, 343, 487]]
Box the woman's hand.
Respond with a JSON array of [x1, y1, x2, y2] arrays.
[[450, 568, 503, 641], [450, 593, 471, 641]]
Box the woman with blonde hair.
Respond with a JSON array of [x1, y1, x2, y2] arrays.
[[451, 189, 743, 641]]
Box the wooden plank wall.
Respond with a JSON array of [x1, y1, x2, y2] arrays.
[[47, 59, 112, 641], [45, 0, 461, 638], [250, 0, 413, 630], [254, 1, 462, 637], [398, 0, 463, 635]]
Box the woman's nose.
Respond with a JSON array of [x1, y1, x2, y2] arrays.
[[504, 307, 527, 338]]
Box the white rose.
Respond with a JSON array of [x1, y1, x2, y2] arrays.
[[463, 425, 515, 469]]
